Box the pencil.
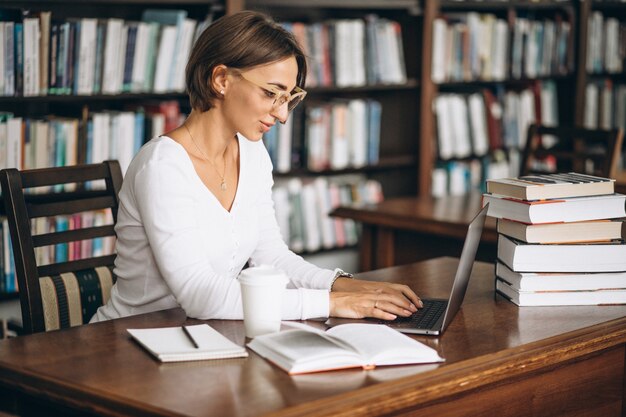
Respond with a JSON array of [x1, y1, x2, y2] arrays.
[[182, 325, 200, 348]]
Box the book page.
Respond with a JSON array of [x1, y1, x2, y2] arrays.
[[257, 330, 358, 363], [327, 324, 443, 365]]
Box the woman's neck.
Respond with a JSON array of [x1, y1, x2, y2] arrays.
[[184, 109, 235, 161]]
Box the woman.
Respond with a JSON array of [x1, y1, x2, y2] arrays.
[[92, 11, 422, 323]]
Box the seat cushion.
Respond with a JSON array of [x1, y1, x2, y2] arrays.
[[39, 266, 115, 331]]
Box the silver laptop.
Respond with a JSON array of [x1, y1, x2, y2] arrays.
[[326, 203, 488, 335]]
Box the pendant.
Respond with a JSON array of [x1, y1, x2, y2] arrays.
[[220, 180, 227, 191]]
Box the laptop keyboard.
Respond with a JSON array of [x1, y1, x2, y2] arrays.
[[388, 299, 448, 329]]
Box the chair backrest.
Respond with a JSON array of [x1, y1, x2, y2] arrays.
[[520, 124, 624, 178], [0, 161, 122, 334]]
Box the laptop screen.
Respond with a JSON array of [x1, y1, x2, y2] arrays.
[[439, 203, 489, 331]]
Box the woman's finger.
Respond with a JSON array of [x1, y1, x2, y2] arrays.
[[373, 299, 413, 318]]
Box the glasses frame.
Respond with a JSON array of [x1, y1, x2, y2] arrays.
[[235, 71, 307, 112]]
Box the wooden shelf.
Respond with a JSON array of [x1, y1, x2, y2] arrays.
[[273, 155, 416, 178], [0, 292, 19, 302], [245, 0, 420, 13], [3, 0, 220, 4], [308, 79, 419, 95], [591, 1, 626, 11], [436, 74, 574, 89], [0, 92, 188, 104], [439, 0, 574, 11]]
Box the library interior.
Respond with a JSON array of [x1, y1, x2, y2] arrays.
[[1, 0, 626, 416]]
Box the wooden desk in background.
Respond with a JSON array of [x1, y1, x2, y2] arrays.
[[331, 192, 498, 271], [2, 257, 626, 416]]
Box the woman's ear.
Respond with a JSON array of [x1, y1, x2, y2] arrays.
[[211, 65, 228, 97]]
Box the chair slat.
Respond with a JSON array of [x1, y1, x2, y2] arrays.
[[37, 255, 117, 277], [27, 196, 116, 218], [32, 225, 116, 247], [20, 164, 110, 188]]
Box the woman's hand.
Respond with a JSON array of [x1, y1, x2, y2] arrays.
[[329, 286, 422, 321], [332, 278, 423, 310]]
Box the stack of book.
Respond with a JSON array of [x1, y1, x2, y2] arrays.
[[483, 173, 626, 306]]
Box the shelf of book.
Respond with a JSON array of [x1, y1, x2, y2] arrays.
[[0, 93, 188, 103], [243, 0, 421, 13], [419, 0, 580, 197], [306, 79, 419, 95], [273, 155, 416, 178]]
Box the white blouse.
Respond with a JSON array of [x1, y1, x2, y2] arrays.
[[91, 135, 333, 322]]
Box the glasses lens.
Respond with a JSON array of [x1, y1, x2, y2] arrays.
[[287, 95, 304, 112]]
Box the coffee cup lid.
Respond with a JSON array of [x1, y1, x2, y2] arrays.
[[238, 265, 289, 287]]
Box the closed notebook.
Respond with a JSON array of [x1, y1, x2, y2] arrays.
[[127, 324, 248, 363]]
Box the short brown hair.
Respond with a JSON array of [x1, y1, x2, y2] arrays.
[[186, 11, 307, 112]]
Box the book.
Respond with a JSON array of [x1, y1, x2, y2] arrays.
[[127, 324, 248, 363], [496, 261, 626, 292], [497, 218, 625, 244], [496, 278, 626, 307], [247, 322, 443, 375], [497, 234, 626, 273], [486, 172, 615, 201], [482, 193, 626, 224]]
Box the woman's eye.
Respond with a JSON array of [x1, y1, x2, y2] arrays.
[[263, 89, 277, 98]]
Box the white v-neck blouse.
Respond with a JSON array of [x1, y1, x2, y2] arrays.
[[91, 134, 333, 322]]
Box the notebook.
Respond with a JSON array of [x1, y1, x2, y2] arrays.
[[326, 204, 488, 335], [127, 324, 248, 362]]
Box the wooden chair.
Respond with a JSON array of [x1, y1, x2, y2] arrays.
[[0, 161, 122, 334], [520, 124, 624, 178]]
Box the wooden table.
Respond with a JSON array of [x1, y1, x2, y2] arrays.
[[2, 257, 626, 417], [331, 192, 498, 271]]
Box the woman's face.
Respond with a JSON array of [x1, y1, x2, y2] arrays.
[[223, 56, 299, 142]]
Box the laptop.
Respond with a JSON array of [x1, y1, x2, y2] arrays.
[[326, 203, 488, 335]]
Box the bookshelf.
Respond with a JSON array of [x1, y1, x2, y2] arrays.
[[420, 0, 580, 197], [574, 0, 626, 190]]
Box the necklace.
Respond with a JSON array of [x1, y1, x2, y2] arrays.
[[184, 123, 227, 191]]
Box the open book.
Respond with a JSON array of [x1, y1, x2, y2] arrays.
[[247, 322, 444, 375], [127, 324, 248, 363]]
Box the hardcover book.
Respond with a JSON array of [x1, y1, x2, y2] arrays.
[[497, 234, 626, 273], [483, 193, 626, 224], [496, 218, 624, 244], [496, 278, 626, 306], [496, 261, 626, 292], [247, 322, 443, 375], [486, 172, 614, 201]]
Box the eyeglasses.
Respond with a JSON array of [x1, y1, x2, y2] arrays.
[[236, 71, 307, 112]]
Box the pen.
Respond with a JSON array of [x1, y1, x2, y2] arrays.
[[182, 325, 200, 349]]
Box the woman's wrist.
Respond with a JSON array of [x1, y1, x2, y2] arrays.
[[330, 268, 354, 291]]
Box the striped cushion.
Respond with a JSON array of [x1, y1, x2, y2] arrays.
[[39, 266, 115, 332]]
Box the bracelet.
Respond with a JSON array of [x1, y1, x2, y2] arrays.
[[330, 268, 354, 291]]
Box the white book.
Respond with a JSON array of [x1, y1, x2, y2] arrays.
[[34, 120, 49, 169], [102, 19, 124, 94], [172, 18, 197, 92], [0, 120, 7, 169], [483, 193, 626, 224], [467, 93, 489, 156], [313, 177, 335, 249], [491, 19, 508, 80], [496, 261, 626, 292], [6, 117, 23, 169], [348, 99, 368, 167], [276, 114, 293, 173], [112, 112, 135, 175], [77, 18, 97, 95], [449, 95, 472, 158], [131, 22, 150, 93], [498, 234, 626, 273], [584, 82, 599, 129], [153, 25, 177, 93], [496, 278, 626, 307], [248, 322, 443, 375], [127, 324, 248, 363], [334, 20, 352, 88], [350, 19, 366, 87], [435, 95, 454, 159], [23, 17, 40, 97], [0, 23, 5, 95], [301, 181, 321, 252], [330, 103, 350, 169], [431, 18, 447, 83]]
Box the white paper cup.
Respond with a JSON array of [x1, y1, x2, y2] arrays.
[[238, 266, 289, 338]]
